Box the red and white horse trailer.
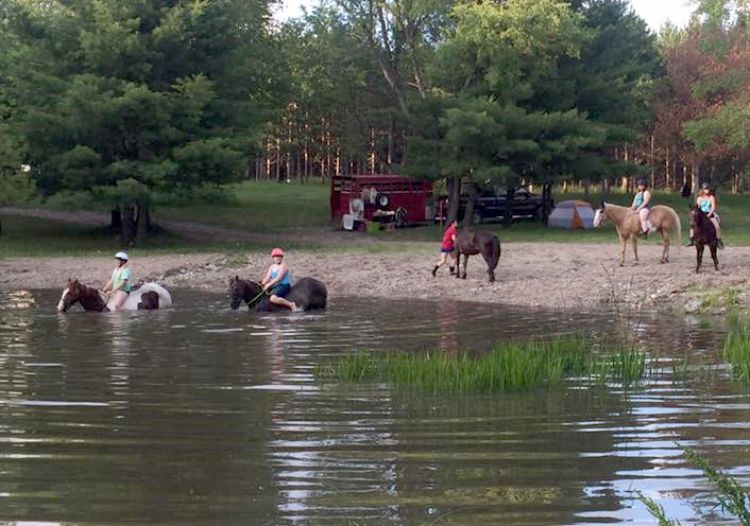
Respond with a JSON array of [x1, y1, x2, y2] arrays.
[[330, 174, 433, 228]]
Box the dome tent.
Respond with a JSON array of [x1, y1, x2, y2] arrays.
[[547, 200, 595, 229]]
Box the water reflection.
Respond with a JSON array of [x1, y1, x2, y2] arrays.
[[0, 290, 748, 525]]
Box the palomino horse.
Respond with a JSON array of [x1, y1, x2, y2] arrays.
[[594, 202, 681, 266], [229, 276, 327, 311], [454, 230, 501, 282], [57, 279, 172, 312], [688, 205, 719, 273]]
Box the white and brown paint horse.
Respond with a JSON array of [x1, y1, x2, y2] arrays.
[[594, 202, 681, 266], [57, 278, 172, 312]]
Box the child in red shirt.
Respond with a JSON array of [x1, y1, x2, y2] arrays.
[[432, 220, 459, 277]]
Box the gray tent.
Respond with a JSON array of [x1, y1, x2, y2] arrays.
[[548, 200, 595, 229]]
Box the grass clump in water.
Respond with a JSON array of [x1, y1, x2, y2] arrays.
[[724, 326, 750, 386], [321, 336, 648, 394]]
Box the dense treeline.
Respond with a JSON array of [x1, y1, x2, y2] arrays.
[[2, 0, 750, 240]]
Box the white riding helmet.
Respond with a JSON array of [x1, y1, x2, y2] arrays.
[[114, 251, 129, 261]]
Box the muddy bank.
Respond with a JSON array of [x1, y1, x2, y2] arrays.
[[2, 242, 749, 310]]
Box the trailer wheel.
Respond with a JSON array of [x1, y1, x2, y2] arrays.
[[376, 193, 390, 208]]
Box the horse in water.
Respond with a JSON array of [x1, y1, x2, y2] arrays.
[[57, 279, 172, 312], [594, 202, 681, 266], [689, 205, 719, 273], [229, 276, 327, 311], [454, 230, 501, 282]]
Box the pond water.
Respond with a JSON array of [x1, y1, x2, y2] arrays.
[[0, 290, 749, 525]]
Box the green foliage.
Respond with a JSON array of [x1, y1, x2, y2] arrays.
[[684, 448, 750, 525], [0, 0, 283, 206], [637, 491, 682, 526]]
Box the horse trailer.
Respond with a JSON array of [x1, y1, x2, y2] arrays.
[[330, 174, 433, 228]]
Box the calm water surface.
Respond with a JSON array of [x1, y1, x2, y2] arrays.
[[0, 289, 748, 525]]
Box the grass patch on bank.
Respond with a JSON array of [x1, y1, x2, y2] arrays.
[[319, 336, 649, 394]]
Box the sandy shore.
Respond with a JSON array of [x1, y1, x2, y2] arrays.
[[2, 242, 748, 310]]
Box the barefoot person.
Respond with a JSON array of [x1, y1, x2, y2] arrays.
[[262, 248, 300, 311], [102, 251, 131, 312], [688, 182, 724, 248], [631, 178, 653, 237], [432, 220, 459, 277]]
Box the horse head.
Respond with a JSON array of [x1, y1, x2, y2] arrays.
[[593, 202, 607, 228], [228, 276, 245, 310], [688, 205, 701, 229], [57, 278, 82, 313]]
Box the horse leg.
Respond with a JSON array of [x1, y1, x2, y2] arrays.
[[660, 230, 669, 264], [619, 235, 626, 267], [455, 252, 462, 279], [632, 236, 639, 265], [461, 254, 468, 279], [480, 250, 496, 283], [696, 244, 703, 273], [710, 244, 719, 271]]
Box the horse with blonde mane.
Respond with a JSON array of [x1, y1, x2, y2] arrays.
[[594, 202, 681, 266]]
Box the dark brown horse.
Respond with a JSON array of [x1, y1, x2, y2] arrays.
[[229, 276, 328, 311], [454, 230, 501, 282], [689, 205, 719, 273]]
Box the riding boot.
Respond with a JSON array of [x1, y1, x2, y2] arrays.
[[431, 265, 439, 277], [718, 239, 725, 249], [686, 239, 695, 247], [449, 266, 456, 275]]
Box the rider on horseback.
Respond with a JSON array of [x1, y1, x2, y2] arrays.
[[631, 178, 653, 237], [262, 248, 302, 312], [688, 182, 724, 249], [102, 251, 131, 312]]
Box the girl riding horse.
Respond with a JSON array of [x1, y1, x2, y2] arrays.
[[688, 182, 724, 249]]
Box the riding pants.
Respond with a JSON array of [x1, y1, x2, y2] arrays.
[[638, 208, 651, 233]]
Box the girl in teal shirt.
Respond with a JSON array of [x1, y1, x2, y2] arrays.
[[103, 251, 132, 311]]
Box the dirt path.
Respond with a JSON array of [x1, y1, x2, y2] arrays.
[[2, 242, 748, 310], [0, 207, 377, 247]]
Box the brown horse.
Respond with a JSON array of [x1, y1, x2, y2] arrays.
[[454, 230, 501, 282], [594, 202, 681, 266], [688, 205, 719, 273]]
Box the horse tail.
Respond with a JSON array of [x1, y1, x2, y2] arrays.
[[490, 234, 501, 270], [667, 207, 682, 248]]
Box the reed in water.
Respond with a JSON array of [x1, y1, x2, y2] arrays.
[[320, 336, 648, 394]]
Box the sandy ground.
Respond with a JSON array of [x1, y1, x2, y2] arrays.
[[2, 242, 748, 310]]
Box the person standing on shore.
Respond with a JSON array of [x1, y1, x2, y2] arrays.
[[432, 220, 459, 277]]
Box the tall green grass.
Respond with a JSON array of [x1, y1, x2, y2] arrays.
[[723, 326, 750, 385], [319, 336, 648, 394]]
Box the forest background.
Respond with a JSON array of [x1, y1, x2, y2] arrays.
[[1, 0, 750, 244]]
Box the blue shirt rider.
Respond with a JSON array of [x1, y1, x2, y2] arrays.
[[261, 248, 302, 311]]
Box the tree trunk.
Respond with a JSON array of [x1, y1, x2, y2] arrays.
[[503, 185, 515, 227], [120, 205, 136, 245], [135, 200, 149, 245], [463, 183, 478, 225], [110, 209, 122, 231], [446, 176, 461, 224]]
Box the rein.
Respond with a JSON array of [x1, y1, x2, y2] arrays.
[[246, 285, 269, 308]]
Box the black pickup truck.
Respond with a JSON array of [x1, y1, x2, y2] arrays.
[[462, 187, 551, 223]]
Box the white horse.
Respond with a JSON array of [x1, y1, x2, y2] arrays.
[[57, 279, 172, 312]]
